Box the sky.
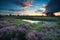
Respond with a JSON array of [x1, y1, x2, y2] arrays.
[[1, 0, 60, 15], [46, 0, 60, 13], [0, 0, 49, 10]]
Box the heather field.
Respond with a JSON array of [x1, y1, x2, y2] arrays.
[[0, 0, 60, 40], [0, 17, 60, 40]]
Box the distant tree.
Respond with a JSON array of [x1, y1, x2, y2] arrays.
[[46, 12, 55, 16], [0, 15, 2, 18], [17, 15, 19, 16], [9, 14, 12, 16]]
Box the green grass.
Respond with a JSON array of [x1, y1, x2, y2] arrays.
[[1, 17, 60, 32], [8, 19, 60, 31], [0, 17, 60, 40]]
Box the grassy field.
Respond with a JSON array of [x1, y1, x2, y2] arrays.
[[0, 16, 60, 40], [1, 16, 60, 21]]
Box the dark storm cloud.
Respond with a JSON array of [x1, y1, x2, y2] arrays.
[[46, 0, 60, 13]]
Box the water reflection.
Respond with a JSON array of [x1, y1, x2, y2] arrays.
[[22, 19, 56, 25]]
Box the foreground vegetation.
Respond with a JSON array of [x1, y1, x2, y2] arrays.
[[0, 17, 60, 40]]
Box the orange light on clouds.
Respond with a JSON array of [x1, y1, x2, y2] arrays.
[[54, 12, 60, 16], [12, 10, 46, 16]]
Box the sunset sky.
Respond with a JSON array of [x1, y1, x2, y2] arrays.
[[0, 0, 49, 10], [0, 0, 60, 15], [0, 0, 49, 15]]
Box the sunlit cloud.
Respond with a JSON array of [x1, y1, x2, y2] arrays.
[[40, 8, 46, 12], [22, 2, 32, 8], [0, 0, 49, 16], [0, 9, 47, 16], [16, 0, 33, 8], [42, 4, 48, 7], [54, 12, 60, 16], [12, 10, 46, 16]]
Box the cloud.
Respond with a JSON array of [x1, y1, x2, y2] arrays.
[[36, 7, 46, 13], [40, 8, 46, 12], [0, 9, 46, 16], [16, 0, 33, 8], [21, 2, 32, 8], [42, 4, 48, 8], [45, 0, 60, 13]]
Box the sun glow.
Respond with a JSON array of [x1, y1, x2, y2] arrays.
[[12, 10, 46, 16], [54, 12, 60, 16]]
